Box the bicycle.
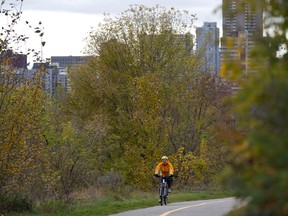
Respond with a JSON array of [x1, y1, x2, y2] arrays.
[[158, 176, 170, 206]]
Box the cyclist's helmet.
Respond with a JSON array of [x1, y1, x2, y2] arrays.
[[161, 156, 168, 160]]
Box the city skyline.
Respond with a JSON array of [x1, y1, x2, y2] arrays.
[[16, 0, 222, 64]]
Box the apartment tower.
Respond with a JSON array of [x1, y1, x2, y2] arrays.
[[222, 0, 263, 38], [221, 0, 263, 78], [196, 22, 220, 75]]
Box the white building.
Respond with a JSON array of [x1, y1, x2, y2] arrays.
[[196, 22, 220, 75]]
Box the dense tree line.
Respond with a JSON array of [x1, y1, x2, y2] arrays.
[[67, 5, 232, 190]]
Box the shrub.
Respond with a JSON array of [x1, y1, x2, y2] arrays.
[[0, 194, 33, 213]]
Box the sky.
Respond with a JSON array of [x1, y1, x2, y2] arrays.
[[3, 0, 223, 64]]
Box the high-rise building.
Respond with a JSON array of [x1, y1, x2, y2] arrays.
[[221, 0, 263, 79], [222, 0, 263, 38], [0, 50, 30, 87], [50, 55, 93, 92], [32, 63, 59, 95], [51, 56, 92, 68], [1, 50, 27, 69], [196, 22, 220, 75]]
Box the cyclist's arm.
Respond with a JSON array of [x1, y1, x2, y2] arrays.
[[154, 162, 162, 175], [168, 162, 174, 175]]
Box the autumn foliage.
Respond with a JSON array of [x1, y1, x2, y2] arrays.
[[221, 0, 288, 215], [1, 1, 233, 213]]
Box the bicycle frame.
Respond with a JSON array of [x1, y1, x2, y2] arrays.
[[159, 176, 169, 205]]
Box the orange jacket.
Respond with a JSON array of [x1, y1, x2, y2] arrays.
[[154, 162, 174, 176]]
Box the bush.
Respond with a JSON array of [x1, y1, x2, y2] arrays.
[[0, 194, 33, 213], [35, 199, 70, 214]]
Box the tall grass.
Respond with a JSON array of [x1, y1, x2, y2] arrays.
[[12, 189, 235, 216]]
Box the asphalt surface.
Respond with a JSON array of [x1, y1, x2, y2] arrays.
[[110, 197, 240, 216]]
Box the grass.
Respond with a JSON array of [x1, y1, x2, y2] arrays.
[[226, 205, 247, 216], [10, 190, 235, 216]]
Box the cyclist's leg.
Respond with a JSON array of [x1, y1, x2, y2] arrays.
[[167, 176, 172, 192]]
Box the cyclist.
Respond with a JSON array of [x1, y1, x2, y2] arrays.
[[154, 156, 174, 193]]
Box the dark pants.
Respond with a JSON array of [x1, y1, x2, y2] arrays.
[[160, 176, 173, 189]]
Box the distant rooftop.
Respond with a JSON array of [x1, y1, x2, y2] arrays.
[[32, 62, 52, 69], [1, 50, 27, 69], [50, 55, 92, 68]]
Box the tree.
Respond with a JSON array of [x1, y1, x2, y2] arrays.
[[68, 5, 232, 189], [0, 0, 49, 205], [222, 0, 288, 215], [40, 93, 111, 201]]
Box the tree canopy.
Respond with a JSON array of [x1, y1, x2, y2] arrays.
[[69, 5, 232, 189], [222, 0, 288, 215]]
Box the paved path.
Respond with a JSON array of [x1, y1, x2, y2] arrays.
[[110, 197, 241, 216]]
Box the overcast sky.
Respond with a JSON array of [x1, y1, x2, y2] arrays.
[[9, 0, 222, 63]]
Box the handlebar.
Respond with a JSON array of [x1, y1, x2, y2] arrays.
[[154, 174, 174, 178]]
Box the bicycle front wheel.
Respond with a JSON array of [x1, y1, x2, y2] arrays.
[[160, 196, 164, 206]]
